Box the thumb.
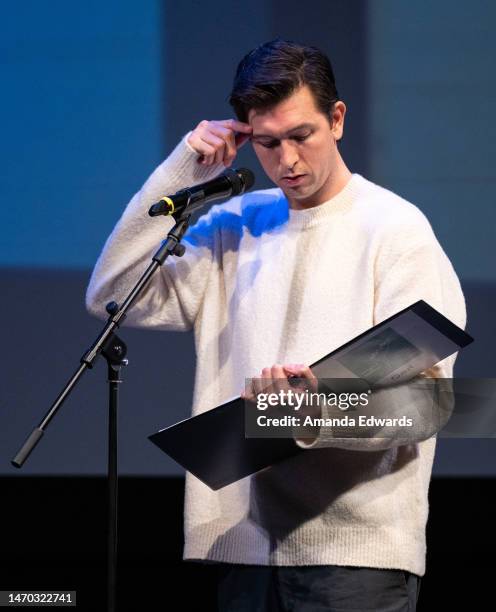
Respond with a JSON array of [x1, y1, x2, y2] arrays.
[[283, 363, 306, 375]]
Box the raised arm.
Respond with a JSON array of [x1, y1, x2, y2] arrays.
[[85, 119, 251, 331]]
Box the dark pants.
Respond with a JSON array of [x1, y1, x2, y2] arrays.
[[217, 564, 421, 612]]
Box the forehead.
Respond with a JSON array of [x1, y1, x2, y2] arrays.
[[248, 85, 324, 136]]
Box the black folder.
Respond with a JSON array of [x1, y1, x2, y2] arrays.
[[149, 300, 473, 490]]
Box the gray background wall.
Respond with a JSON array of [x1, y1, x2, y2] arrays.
[[1, 0, 495, 476]]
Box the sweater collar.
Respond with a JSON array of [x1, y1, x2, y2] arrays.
[[282, 173, 363, 230]]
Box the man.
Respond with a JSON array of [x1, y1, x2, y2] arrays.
[[87, 40, 466, 610]]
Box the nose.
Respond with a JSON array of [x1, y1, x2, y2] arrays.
[[279, 140, 299, 172]]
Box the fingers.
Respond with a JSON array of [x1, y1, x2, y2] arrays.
[[187, 119, 252, 167], [243, 363, 315, 400], [252, 368, 270, 397], [201, 124, 236, 166], [271, 364, 289, 395], [283, 363, 318, 394], [218, 118, 253, 134], [283, 364, 316, 380], [258, 365, 288, 396]]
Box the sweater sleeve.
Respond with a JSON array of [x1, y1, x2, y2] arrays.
[[85, 135, 225, 331], [295, 211, 466, 451]]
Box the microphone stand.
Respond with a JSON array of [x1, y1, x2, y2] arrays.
[[11, 211, 192, 612]]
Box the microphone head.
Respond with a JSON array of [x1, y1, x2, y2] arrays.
[[224, 167, 255, 196], [238, 167, 255, 193]]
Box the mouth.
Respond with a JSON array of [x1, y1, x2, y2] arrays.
[[280, 174, 307, 187]]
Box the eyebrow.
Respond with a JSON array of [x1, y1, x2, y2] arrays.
[[251, 123, 315, 139]]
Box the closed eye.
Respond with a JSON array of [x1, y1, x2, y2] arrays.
[[254, 131, 312, 148], [258, 139, 279, 149], [291, 132, 311, 142]]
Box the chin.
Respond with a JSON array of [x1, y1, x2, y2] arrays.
[[293, 187, 317, 201]]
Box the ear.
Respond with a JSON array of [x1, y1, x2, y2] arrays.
[[330, 101, 346, 141]]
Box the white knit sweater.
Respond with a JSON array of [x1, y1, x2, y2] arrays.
[[86, 136, 466, 576]]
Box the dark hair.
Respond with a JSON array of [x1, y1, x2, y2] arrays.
[[229, 39, 339, 124]]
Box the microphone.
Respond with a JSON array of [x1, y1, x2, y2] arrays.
[[148, 167, 255, 217]]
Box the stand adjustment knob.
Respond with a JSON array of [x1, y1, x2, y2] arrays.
[[173, 244, 186, 257], [106, 301, 119, 315]]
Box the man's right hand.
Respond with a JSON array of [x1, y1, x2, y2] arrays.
[[187, 119, 252, 167]]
